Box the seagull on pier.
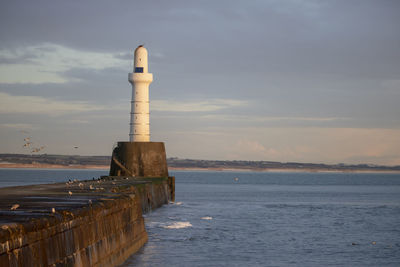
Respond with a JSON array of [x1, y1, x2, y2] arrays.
[[10, 204, 20, 210]]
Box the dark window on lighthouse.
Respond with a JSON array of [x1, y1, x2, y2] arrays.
[[135, 67, 143, 73]]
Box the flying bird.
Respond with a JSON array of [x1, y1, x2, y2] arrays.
[[31, 146, 46, 153], [23, 142, 31, 147]]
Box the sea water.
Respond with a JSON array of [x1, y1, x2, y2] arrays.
[[0, 169, 399, 266], [125, 171, 400, 267]]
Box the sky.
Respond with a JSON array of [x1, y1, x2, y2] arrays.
[[0, 0, 399, 165]]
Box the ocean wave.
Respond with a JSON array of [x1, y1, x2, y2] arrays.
[[163, 221, 192, 229], [169, 201, 183, 205], [201, 216, 213, 220]]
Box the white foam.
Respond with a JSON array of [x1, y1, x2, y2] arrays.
[[163, 221, 192, 229], [201, 216, 213, 220], [169, 201, 183, 205]]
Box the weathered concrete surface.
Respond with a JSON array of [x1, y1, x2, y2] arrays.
[[0, 176, 174, 267], [109, 142, 168, 177]]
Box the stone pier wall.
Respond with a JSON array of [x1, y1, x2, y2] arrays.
[[109, 142, 169, 178], [0, 176, 174, 267]]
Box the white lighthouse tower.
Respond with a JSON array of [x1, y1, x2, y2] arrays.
[[128, 45, 153, 142], [109, 45, 170, 179]]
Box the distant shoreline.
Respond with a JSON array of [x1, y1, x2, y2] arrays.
[[1, 163, 400, 174], [168, 167, 400, 174], [0, 163, 109, 170]]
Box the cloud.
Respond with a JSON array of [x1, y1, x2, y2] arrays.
[[161, 126, 400, 165], [113, 52, 132, 61], [199, 114, 348, 122], [230, 127, 400, 165], [67, 120, 90, 124], [151, 99, 246, 112], [260, 116, 347, 122], [0, 92, 103, 115], [0, 123, 34, 129], [230, 139, 277, 159], [0, 52, 39, 64], [381, 79, 400, 94], [226, 138, 314, 161], [0, 43, 128, 84]]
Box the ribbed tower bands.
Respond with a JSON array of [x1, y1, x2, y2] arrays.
[[128, 45, 153, 142], [109, 45, 170, 179]]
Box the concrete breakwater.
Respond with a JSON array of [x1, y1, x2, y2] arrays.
[[0, 176, 174, 266]]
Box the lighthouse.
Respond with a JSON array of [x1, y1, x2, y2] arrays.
[[128, 45, 153, 142], [109, 45, 170, 179]]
